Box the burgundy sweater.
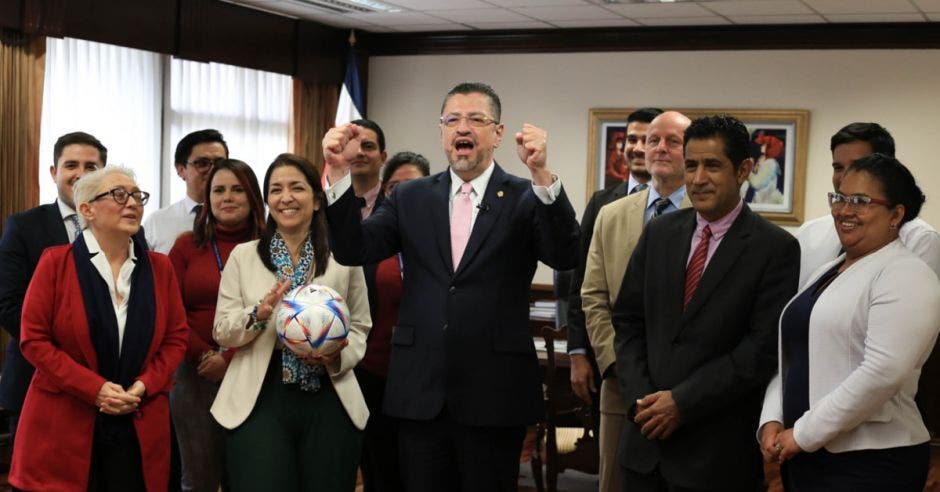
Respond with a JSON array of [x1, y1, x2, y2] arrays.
[[169, 226, 252, 364]]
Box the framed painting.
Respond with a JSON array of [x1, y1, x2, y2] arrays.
[[587, 108, 810, 226]]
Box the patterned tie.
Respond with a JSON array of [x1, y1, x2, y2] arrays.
[[683, 225, 712, 310], [450, 182, 474, 271], [653, 197, 671, 217], [192, 204, 203, 229], [629, 183, 648, 195], [67, 214, 81, 242]]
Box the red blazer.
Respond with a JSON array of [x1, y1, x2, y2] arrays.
[[9, 244, 188, 492]]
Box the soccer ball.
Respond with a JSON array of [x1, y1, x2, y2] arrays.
[[275, 283, 350, 357]]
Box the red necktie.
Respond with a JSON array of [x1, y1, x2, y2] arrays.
[[683, 225, 712, 310], [451, 182, 473, 270]]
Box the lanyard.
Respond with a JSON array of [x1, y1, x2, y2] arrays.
[[211, 240, 224, 272], [397, 253, 404, 280]]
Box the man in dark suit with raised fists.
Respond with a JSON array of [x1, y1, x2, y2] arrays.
[[322, 82, 579, 492]]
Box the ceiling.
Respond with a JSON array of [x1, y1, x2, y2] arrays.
[[228, 0, 940, 33]]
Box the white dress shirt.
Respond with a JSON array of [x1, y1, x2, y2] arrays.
[[143, 195, 200, 254], [56, 200, 81, 242], [82, 229, 137, 355]]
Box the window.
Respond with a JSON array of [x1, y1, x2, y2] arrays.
[[39, 37, 291, 218]]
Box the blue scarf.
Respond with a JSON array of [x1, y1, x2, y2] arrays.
[[270, 232, 324, 392]]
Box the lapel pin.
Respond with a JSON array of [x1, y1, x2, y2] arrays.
[[497, 191, 504, 198]]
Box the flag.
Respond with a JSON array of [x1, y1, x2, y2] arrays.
[[326, 31, 364, 186], [335, 45, 363, 126]]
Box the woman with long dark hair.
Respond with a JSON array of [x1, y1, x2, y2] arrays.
[[211, 153, 371, 491]]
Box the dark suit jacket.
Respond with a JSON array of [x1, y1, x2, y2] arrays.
[[362, 191, 386, 326], [612, 205, 799, 489], [0, 203, 70, 412], [0, 202, 146, 413], [326, 164, 580, 426], [566, 181, 629, 363]]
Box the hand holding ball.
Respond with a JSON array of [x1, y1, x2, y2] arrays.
[[275, 284, 350, 358]]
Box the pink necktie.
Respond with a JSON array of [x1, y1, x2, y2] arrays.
[[683, 225, 712, 310], [451, 182, 473, 270]]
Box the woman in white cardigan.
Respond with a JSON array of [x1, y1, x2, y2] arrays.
[[758, 153, 940, 491], [211, 153, 371, 491]]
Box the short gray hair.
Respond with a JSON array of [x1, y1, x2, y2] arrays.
[[72, 165, 137, 229]]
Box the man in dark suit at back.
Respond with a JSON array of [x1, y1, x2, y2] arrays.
[[322, 81, 580, 492], [0, 132, 108, 446], [566, 107, 663, 492], [612, 115, 800, 491]]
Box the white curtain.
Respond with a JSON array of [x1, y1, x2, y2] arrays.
[[39, 38, 163, 209], [165, 59, 291, 204]]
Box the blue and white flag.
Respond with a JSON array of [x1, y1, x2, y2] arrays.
[[335, 44, 363, 126]]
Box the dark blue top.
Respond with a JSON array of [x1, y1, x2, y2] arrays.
[[782, 265, 841, 428]]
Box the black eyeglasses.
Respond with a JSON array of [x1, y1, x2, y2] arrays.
[[90, 187, 151, 206], [827, 192, 891, 211], [187, 157, 224, 171]]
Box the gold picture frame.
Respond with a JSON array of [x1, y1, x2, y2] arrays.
[[587, 108, 810, 226]]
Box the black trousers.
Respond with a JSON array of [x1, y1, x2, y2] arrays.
[[620, 465, 762, 492], [398, 410, 526, 492], [781, 442, 929, 492], [87, 417, 145, 492], [356, 367, 404, 492]]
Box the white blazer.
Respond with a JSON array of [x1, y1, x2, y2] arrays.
[[210, 240, 372, 430], [760, 239, 940, 453]]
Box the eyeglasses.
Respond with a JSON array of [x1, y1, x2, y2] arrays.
[[188, 157, 223, 170], [827, 192, 891, 211], [439, 114, 498, 128], [90, 187, 151, 206]]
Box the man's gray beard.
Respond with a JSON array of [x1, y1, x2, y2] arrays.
[[450, 157, 482, 173]]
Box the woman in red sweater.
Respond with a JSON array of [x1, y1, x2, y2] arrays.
[[168, 159, 266, 492]]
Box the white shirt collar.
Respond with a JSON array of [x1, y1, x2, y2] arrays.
[[182, 194, 201, 214], [83, 228, 137, 262], [56, 199, 77, 220]]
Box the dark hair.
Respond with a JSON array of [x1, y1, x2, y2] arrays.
[[257, 153, 330, 278], [53, 132, 107, 166], [193, 159, 266, 249], [381, 151, 431, 184], [830, 122, 895, 156], [683, 115, 751, 169], [351, 118, 386, 152], [441, 82, 501, 123], [845, 153, 924, 225], [627, 108, 664, 125], [174, 129, 229, 165]]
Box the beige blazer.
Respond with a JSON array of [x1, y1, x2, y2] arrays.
[[581, 189, 691, 412], [210, 240, 372, 430]]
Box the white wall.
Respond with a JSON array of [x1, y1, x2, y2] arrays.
[[368, 49, 940, 283]]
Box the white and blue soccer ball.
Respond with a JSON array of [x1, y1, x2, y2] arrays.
[[275, 283, 350, 357]]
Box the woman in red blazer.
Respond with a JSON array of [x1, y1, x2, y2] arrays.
[[9, 166, 188, 491]]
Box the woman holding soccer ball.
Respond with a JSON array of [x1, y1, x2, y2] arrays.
[[212, 153, 371, 491]]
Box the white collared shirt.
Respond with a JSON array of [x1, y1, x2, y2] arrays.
[[82, 229, 137, 355], [56, 199, 81, 242], [143, 195, 201, 254]]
